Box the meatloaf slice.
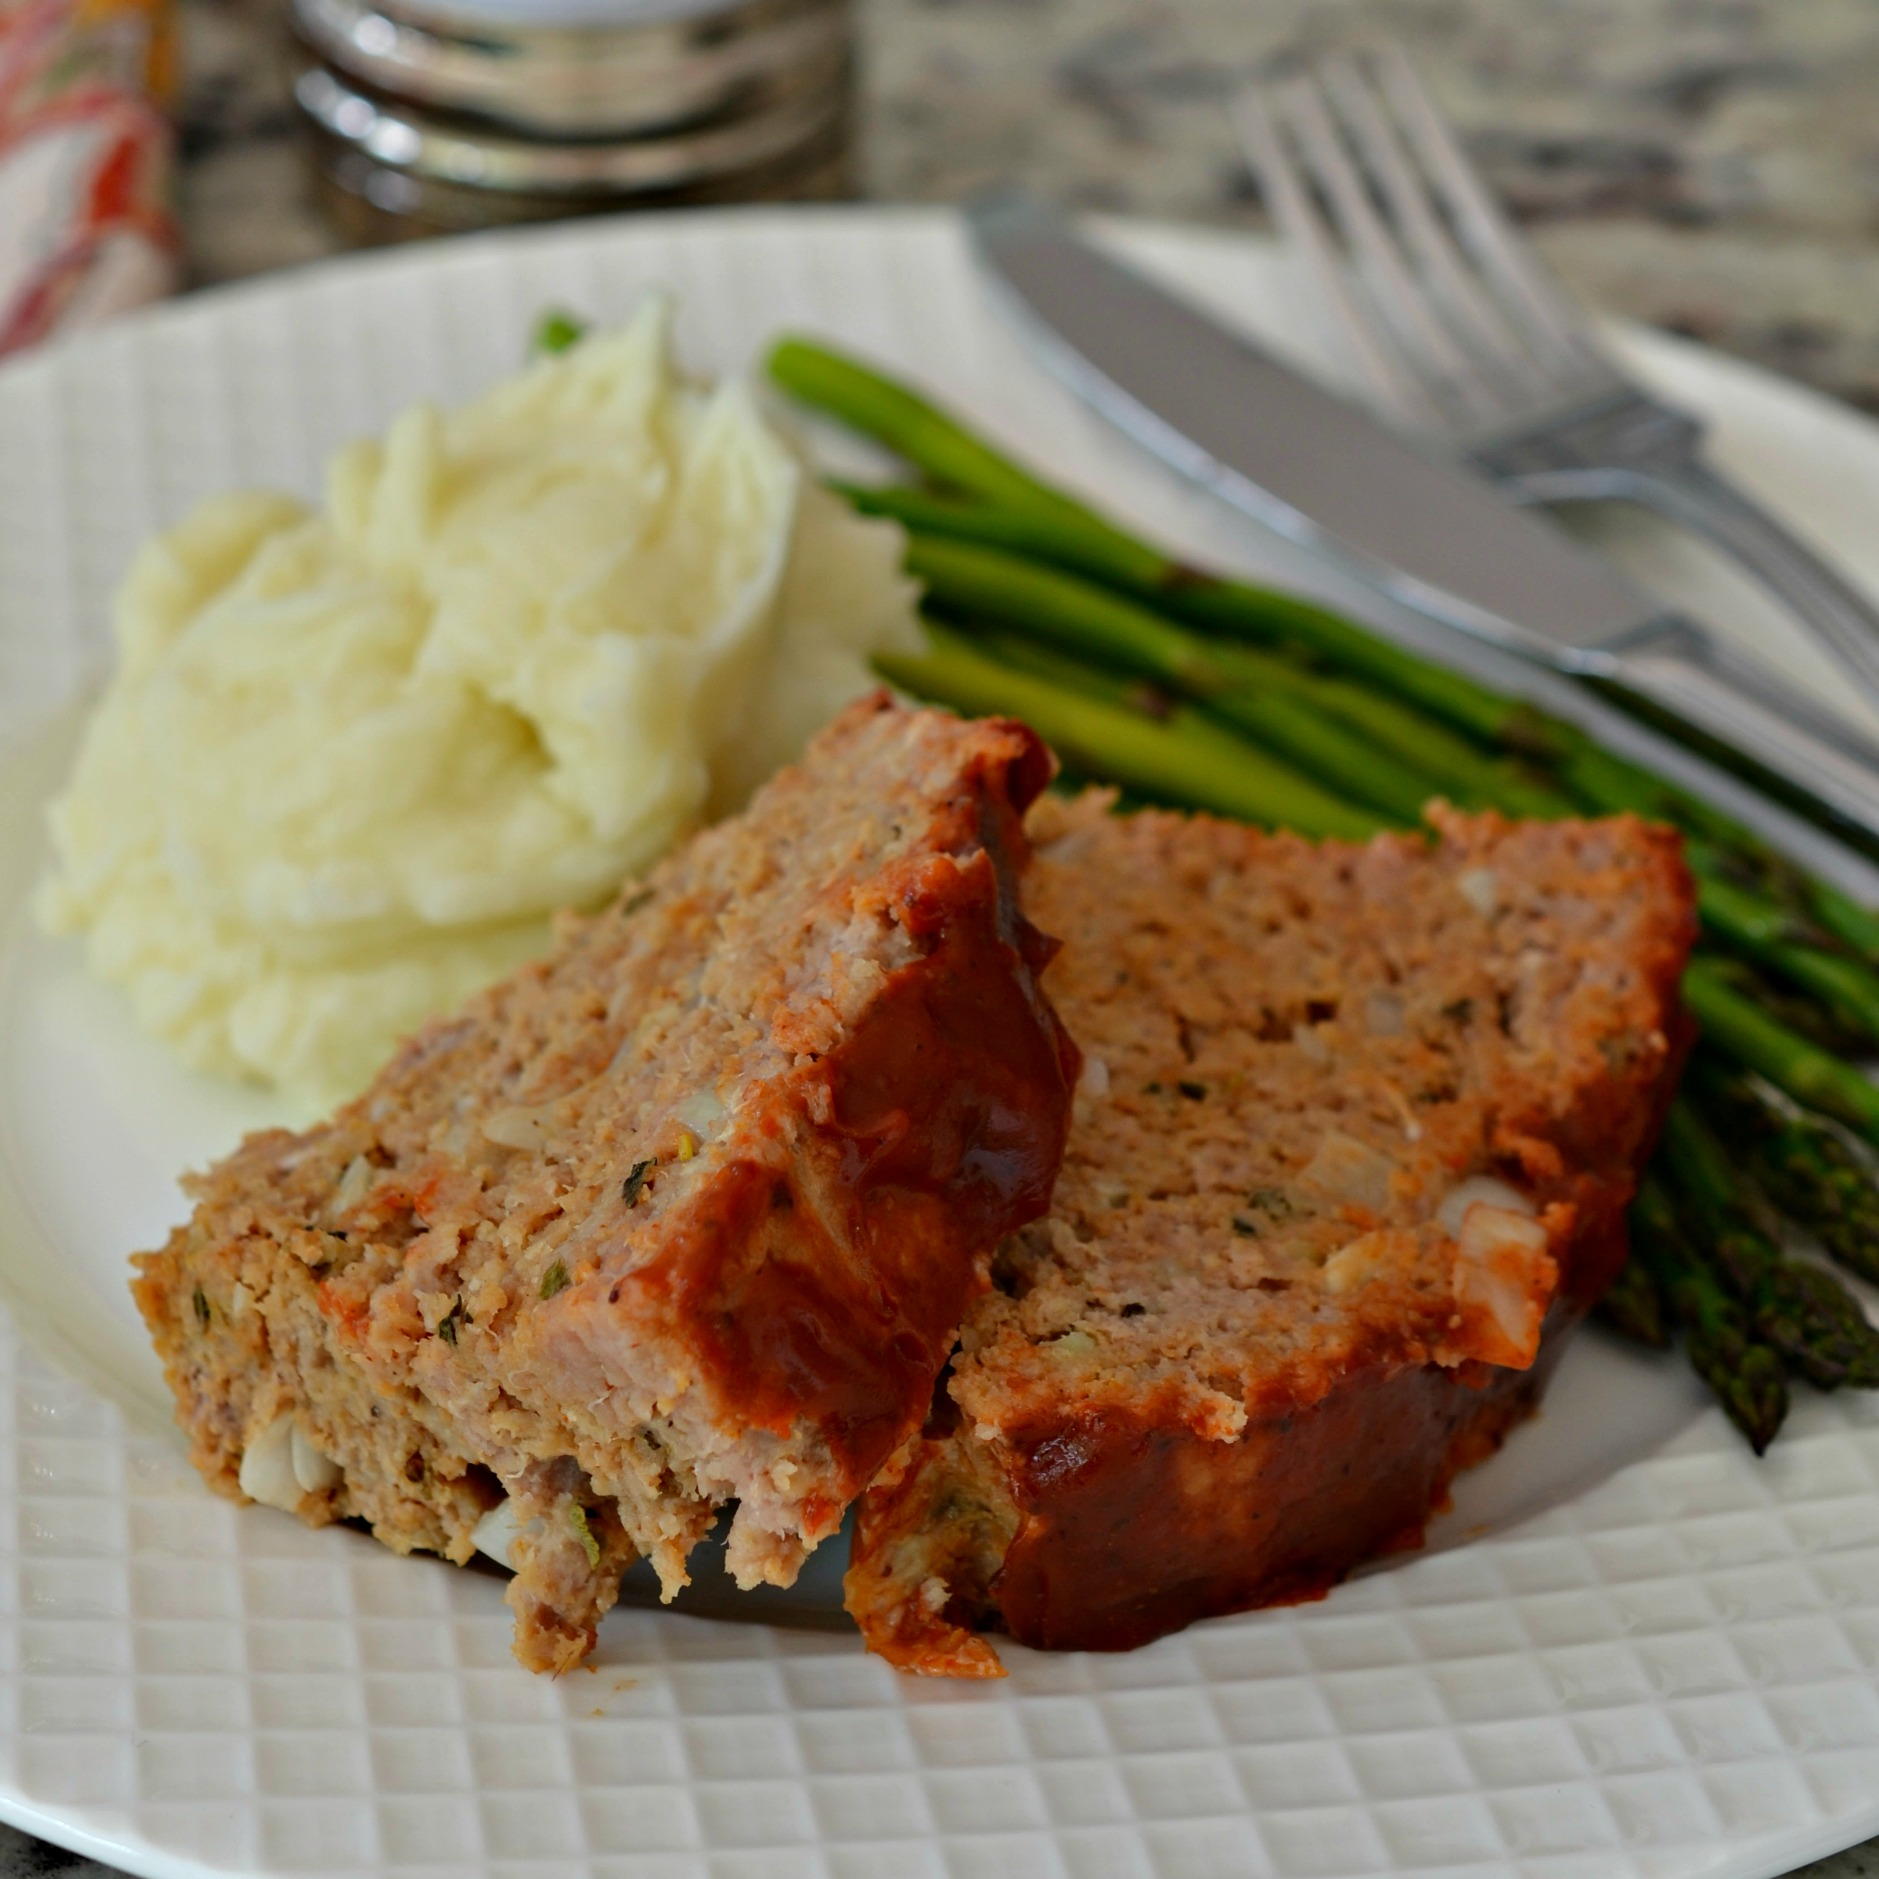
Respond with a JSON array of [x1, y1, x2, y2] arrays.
[[132, 694, 1078, 1672], [847, 791, 1696, 1677]]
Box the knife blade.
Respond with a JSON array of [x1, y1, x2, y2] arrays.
[[967, 195, 1879, 826]]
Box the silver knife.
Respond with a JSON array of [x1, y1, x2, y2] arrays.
[[969, 196, 1879, 835]]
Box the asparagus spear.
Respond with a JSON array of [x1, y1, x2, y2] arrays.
[[816, 461, 1540, 746], [1704, 958, 1879, 1060], [1631, 1177, 1789, 1452], [1691, 1060, 1879, 1284], [770, 340, 1144, 565], [907, 535, 1230, 696], [876, 625, 1379, 840], [914, 527, 1574, 814], [912, 535, 1448, 822], [1597, 1255, 1669, 1349], [1692, 865, 1879, 1051], [1803, 879, 1879, 969], [1660, 1101, 1879, 1388], [1683, 959, 1879, 1145], [1283, 666, 1571, 821]]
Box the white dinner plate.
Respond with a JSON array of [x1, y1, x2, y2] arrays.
[[5, 206, 1879, 1879]]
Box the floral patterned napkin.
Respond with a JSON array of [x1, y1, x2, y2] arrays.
[[0, 0, 178, 355]]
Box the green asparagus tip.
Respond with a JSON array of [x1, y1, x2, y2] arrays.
[[1751, 1261, 1879, 1390], [1691, 1058, 1879, 1287], [1597, 1257, 1669, 1349], [876, 624, 1382, 842], [1701, 1335, 1791, 1455], [1632, 1177, 1791, 1451], [532, 309, 588, 356]]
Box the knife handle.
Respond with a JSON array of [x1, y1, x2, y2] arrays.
[[1613, 627, 1879, 838]]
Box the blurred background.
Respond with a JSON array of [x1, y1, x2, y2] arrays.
[[154, 0, 1879, 411]]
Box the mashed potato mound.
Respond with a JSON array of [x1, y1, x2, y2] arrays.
[[36, 301, 922, 1108]]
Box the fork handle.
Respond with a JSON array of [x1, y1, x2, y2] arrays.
[[1612, 625, 1879, 837], [1605, 456, 1879, 708]]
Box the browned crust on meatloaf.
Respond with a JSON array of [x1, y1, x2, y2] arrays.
[[845, 793, 1696, 1676], [132, 695, 1079, 1672]]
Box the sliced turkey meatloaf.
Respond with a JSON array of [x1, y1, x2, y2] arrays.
[[846, 791, 1696, 1677], [133, 695, 1079, 1672]]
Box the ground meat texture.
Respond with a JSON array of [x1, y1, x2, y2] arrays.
[[132, 695, 1079, 1673], [845, 791, 1696, 1677]]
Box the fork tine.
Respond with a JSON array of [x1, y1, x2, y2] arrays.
[[1273, 73, 1504, 432], [1372, 42, 1618, 388], [1232, 80, 1443, 433], [1316, 52, 1534, 388]]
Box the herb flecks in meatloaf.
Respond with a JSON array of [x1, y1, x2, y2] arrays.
[[846, 791, 1696, 1677], [133, 695, 1078, 1673]]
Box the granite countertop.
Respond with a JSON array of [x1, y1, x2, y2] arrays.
[[174, 0, 1879, 410], [10, 1, 1879, 1873]]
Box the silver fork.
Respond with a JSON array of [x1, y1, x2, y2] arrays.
[[1233, 40, 1879, 717]]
